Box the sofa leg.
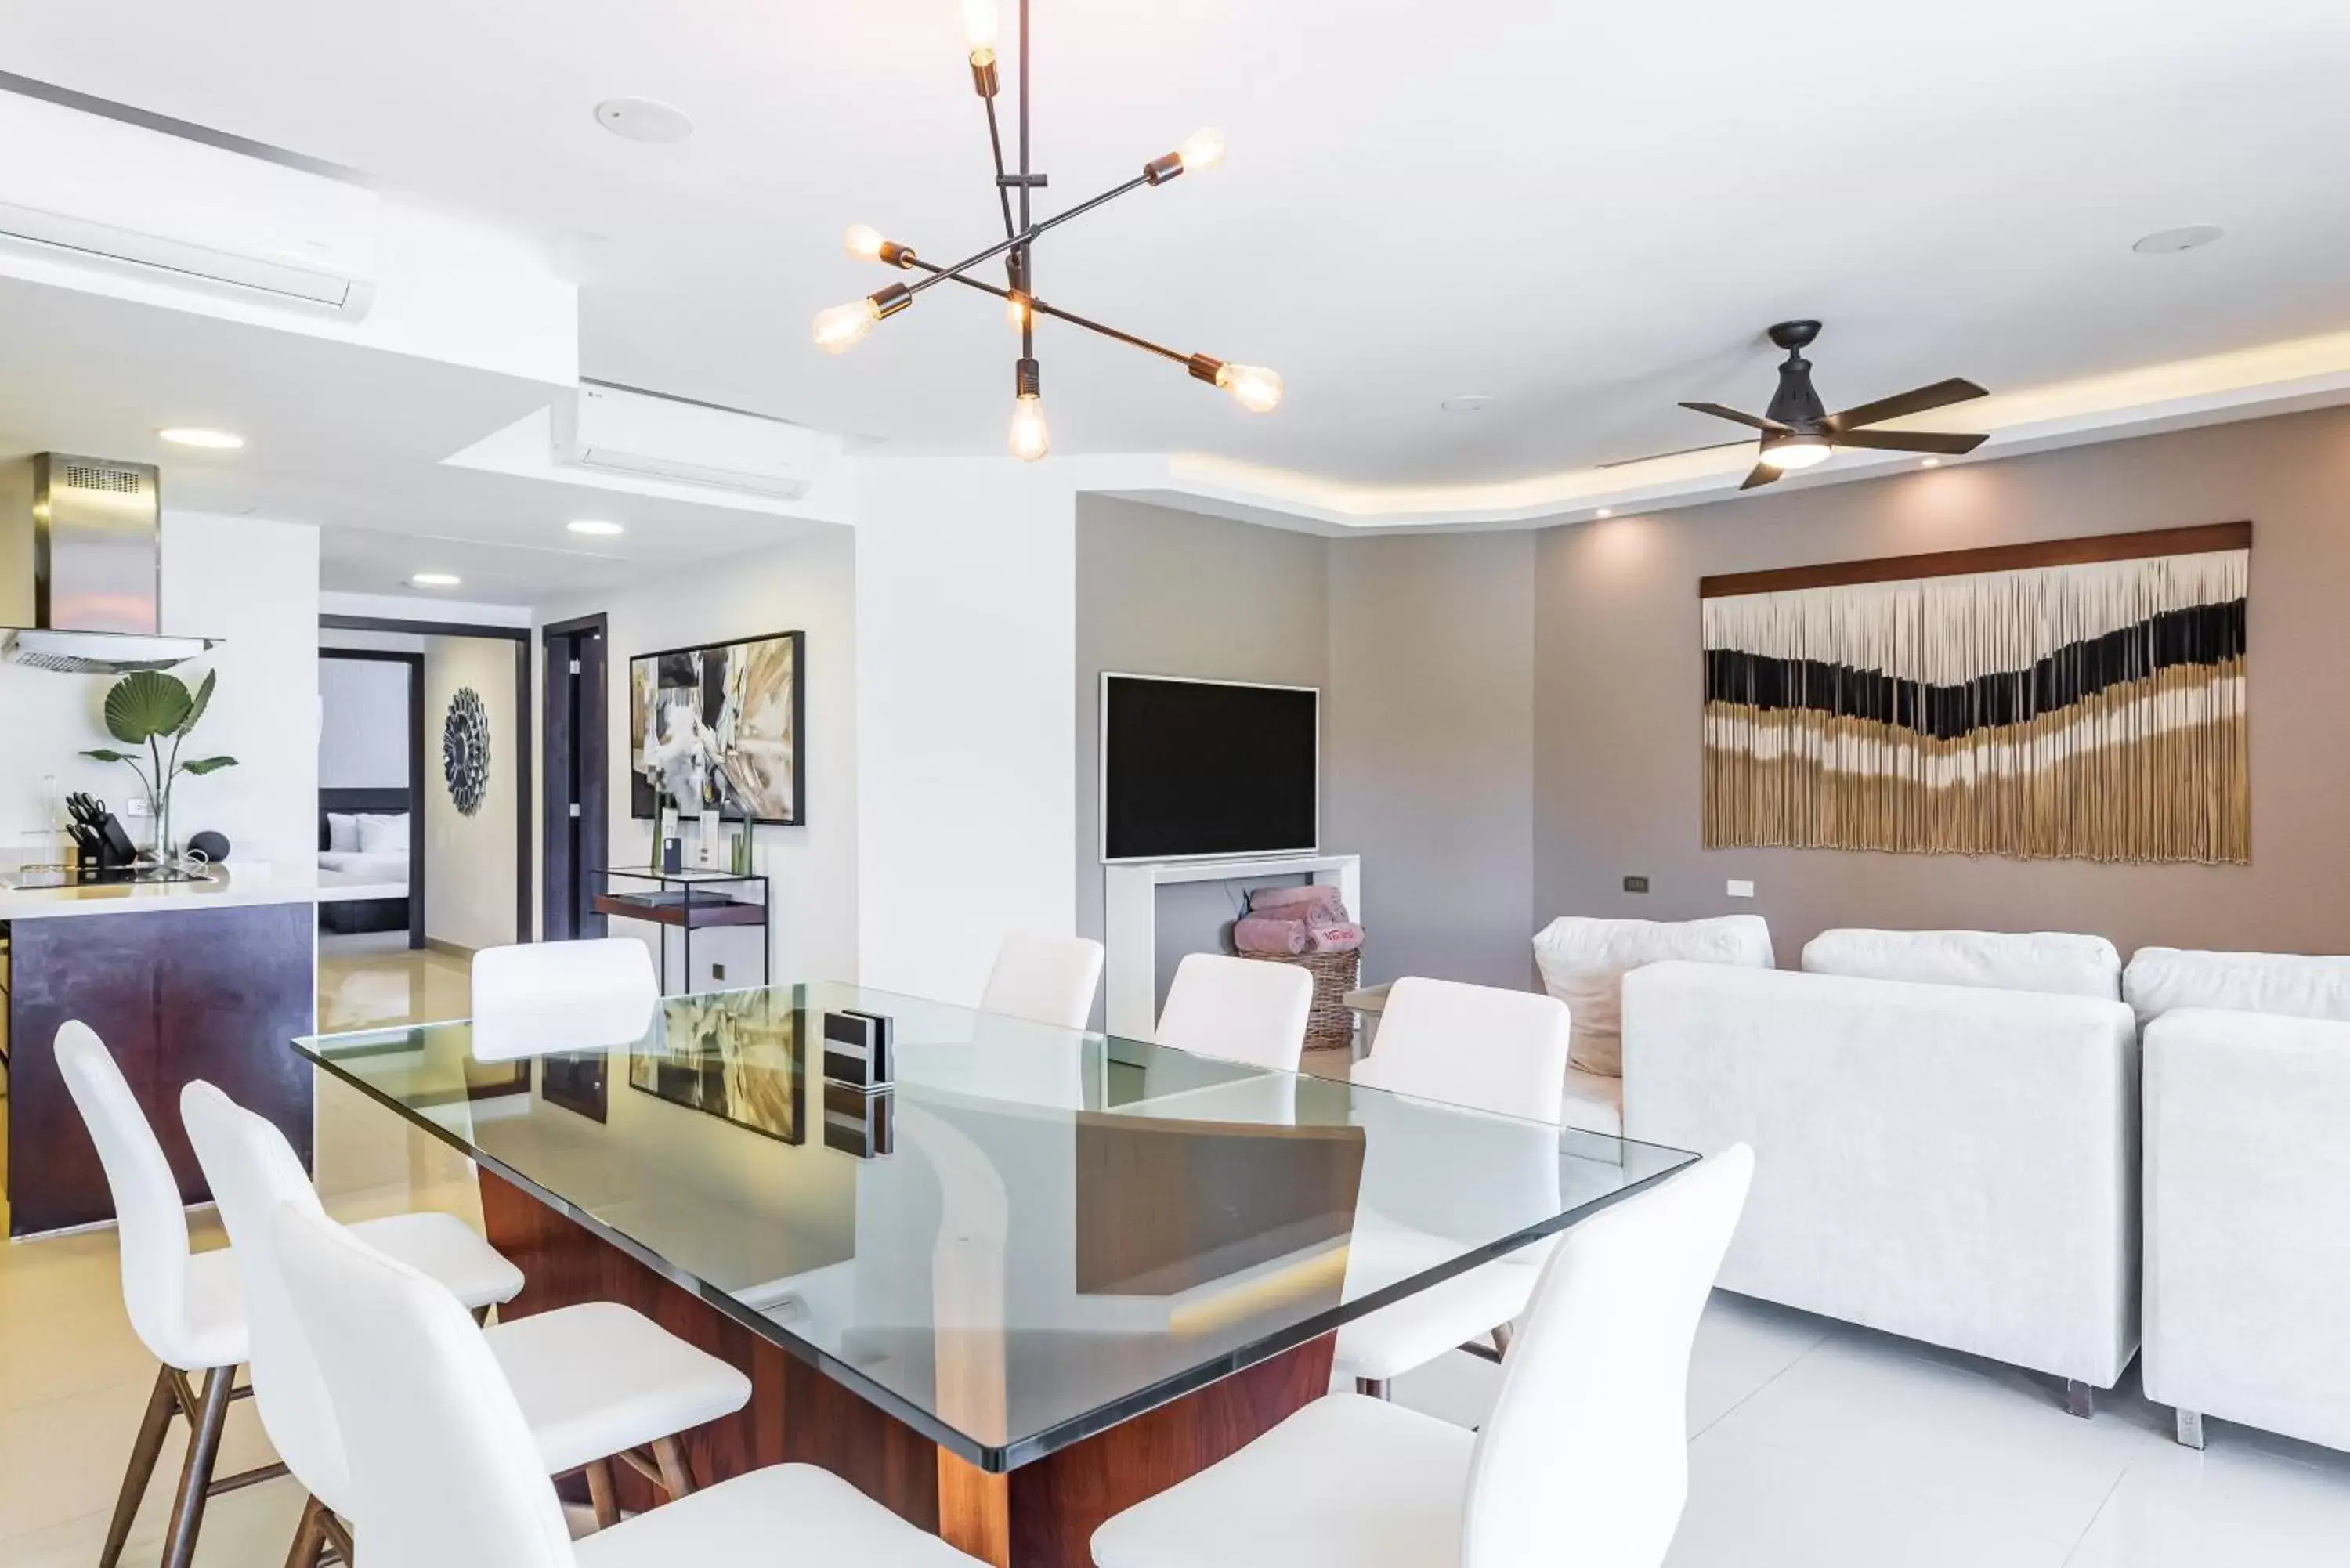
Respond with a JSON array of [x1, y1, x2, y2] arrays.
[[2175, 1408, 2206, 1450], [2064, 1378, 2094, 1420]]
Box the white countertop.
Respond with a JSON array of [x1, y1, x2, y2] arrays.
[[0, 860, 322, 921]]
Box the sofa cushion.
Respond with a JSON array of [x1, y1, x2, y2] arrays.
[[1802, 928, 2120, 1000], [2124, 947, 2350, 1027], [1531, 915, 1775, 1078]]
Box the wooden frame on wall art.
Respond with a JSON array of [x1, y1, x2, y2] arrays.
[[1698, 522, 2251, 864]]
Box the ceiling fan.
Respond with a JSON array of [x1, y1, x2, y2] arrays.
[[1681, 320, 1990, 490]]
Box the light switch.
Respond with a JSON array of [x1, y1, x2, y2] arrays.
[[1726, 880, 1755, 898]]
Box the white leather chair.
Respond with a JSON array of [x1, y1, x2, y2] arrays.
[[472, 938, 662, 1061], [181, 1081, 755, 1558], [54, 1021, 526, 1568], [1335, 977, 1571, 1396], [1092, 1147, 1755, 1568], [269, 1196, 988, 1568], [1154, 953, 1314, 1073], [978, 930, 1104, 1030]]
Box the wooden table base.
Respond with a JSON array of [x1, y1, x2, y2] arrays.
[[479, 1172, 1334, 1568]]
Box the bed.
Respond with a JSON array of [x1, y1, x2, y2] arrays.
[[318, 786, 420, 942]]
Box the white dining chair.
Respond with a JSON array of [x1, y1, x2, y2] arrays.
[[180, 1080, 756, 1559], [1092, 1146, 1755, 1568], [1154, 953, 1314, 1073], [269, 1195, 989, 1568], [53, 1021, 526, 1568], [979, 930, 1104, 1030], [1334, 977, 1572, 1396], [472, 938, 662, 1061]]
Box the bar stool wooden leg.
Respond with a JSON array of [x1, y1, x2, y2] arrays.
[[99, 1366, 180, 1568], [584, 1458, 621, 1529], [651, 1435, 695, 1498], [160, 1367, 235, 1568]]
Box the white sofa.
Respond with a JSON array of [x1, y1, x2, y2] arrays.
[[2138, 948, 2350, 1451], [1623, 959, 2140, 1407]]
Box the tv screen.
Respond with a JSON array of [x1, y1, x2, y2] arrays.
[[1101, 674, 1319, 862]]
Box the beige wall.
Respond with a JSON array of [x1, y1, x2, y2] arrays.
[[1534, 404, 2350, 962]]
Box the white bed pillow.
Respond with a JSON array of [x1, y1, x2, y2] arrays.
[[1802, 928, 2121, 1000], [354, 812, 410, 856], [1532, 914, 1776, 1078], [326, 811, 360, 853], [2124, 947, 2350, 1027]]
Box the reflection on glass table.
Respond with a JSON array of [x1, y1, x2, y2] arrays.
[[295, 981, 1694, 1475]]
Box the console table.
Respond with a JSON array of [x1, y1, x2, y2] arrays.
[[1101, 853, 1361, 1038], [592, 868, 771, 992]]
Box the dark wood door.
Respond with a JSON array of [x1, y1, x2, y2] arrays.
[[541, 614, 610, 941]]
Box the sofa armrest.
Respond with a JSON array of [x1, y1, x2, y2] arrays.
[[1622, 961, 2138, 1386], [2143, 1008, 2350, 1449]]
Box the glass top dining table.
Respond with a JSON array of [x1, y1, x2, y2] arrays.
[[295, 981, 1695, 1472]]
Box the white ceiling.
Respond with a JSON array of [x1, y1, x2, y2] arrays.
[[2, 0, 2348, 498]]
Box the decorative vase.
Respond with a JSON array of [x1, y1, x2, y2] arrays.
[[149, 785, 174, 865]]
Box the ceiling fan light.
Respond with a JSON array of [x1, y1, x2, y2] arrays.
[[1759, 435, 1833, 471]]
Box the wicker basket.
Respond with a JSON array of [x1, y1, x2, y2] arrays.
[[1247, 948, 1362, 1053]]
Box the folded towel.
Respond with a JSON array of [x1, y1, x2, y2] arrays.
[[1249, 884, 1349, 922], [1233, 915, 1309, 956], [1304, 921, 1364, 953]]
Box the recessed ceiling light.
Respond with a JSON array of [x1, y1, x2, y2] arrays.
[[159, 427, 244, 450], [1920, 457, 1942, 468], [1594, 508, 1614, 519], [566, 519, 625, 537], [2133, 225, 2224, 255], [595, 98, 695, 143], [1440, 394, 1497, 414], [410, 572, 462, 588]]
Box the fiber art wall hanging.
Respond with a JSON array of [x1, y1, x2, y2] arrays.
[[1699, 522, 2249, 864]]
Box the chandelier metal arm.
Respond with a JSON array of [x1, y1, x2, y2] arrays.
[[982, 96, 1017, 240], [905, 254, 1191, 367], [902, 172, 1153, 301]]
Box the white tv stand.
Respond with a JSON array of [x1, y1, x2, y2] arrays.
[[1101, 853, 1362, 1039]]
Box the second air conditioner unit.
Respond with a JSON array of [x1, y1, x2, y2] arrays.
[[555, 383, 819, 499]]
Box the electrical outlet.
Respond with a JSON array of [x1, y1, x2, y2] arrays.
[[1622, 875, 1650, 894], [1727, 880, 1755, 898], [123, 796, 147, 818]]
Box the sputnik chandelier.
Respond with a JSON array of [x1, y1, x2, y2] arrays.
[[812, 0, 1282, 461]]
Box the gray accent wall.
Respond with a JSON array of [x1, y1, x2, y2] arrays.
[[1326, 533, 1537, 988], [1534, 404, 2350, 963]]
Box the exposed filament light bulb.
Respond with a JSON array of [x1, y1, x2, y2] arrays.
[[812, 298, 880, 354], [1006, 291, 1032, 331], [964, 0, 1000, 60], [1177, 127, 1226, 175], [844, 224, 887, 262], [1009, 393, 1050, 461], [1215, 363, 1282, 414]]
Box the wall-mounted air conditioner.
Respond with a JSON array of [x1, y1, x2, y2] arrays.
[[554, 382, 820, 499], [0, 89, 378, 317]]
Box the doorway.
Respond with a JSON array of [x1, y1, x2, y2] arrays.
[[541, 613, 610, 941]]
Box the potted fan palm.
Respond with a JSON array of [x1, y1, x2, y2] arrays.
[[79, 669, 237, 863]]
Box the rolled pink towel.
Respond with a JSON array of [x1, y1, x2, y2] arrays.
[[1304, 921, 1364, 953], [1249, 884, 1349, 922], [1233, 915, 1309, 956]]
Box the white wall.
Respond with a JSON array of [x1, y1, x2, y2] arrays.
[[0, 511, 316, 863], [318, 656, 410, 789], [537, 524, 859, 988], [421, 634, 519, 952], [855, 461, 1079, 1004]]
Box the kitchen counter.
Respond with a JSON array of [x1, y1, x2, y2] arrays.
[[0, 859, 320, 921]]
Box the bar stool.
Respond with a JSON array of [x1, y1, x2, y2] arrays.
[[53, 1021, 526, 1568], [269, 1196, 989, 1568], [1333, 977, 1571, 1396], [979, 930, 1104, 1030], [1154, 953, 1314, 1072], [183, 1080, 755, 1562], [1092, 1147, 1755, 1568]]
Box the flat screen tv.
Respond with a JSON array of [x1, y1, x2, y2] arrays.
[[1101, 674, 1319, 863]]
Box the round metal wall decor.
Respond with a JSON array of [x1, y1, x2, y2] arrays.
[[443, 687, 491, 816]]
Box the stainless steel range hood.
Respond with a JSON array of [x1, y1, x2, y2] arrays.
[[0, 453, 216, 674]]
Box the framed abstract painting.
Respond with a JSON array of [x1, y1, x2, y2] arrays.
[[629, 629, 805, 824]]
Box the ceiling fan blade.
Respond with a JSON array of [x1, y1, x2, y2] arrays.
[[1824, 378, 1987, 432], [1680, 400, 1788, 433], [1829, 428, 1990, 456], [1738, 462, 1783, 491]]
